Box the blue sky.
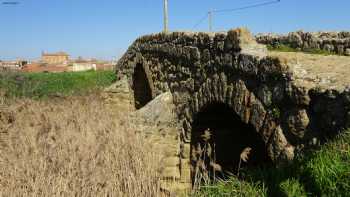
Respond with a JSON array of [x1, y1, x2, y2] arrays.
[[0, 0, 349, 60]]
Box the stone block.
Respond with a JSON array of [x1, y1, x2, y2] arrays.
[[284, 109, 310, 139], [260, 114, 277, 143], [181, 143, 191, 159], [163, 156, 180, 168], [250, 99, 267, 132], [180, 167, 192, 183], [162, 167, 181, 180], [267, 126, 288, 162], [345, 48, 350, 56]]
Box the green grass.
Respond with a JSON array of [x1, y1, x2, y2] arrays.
[[303, 131, 350, 196], [192, 177, 267, 197], [0, 70, 116, 99], [267, 43, 336, 56], [194, 130, 350, 197]]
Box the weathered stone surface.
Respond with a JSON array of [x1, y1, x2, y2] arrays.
[[279, 144, 295, 164], [268, 126, 289, 162], [116, 27, 350, 190], [345, 48, 350, 56], [257, 85, 272, 106], [162, 167, 181, 180], [103, 76, 133, 111], [134, 92, 177, 127], [256, 31, 350, 56], [284, 109, 310, 140], [163, 156, 180, 168], [249, 99, 267, 132], [104, 75, 130, 94]]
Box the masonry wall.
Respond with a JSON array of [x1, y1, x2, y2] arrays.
[[256, 31, 350, 56], [116, 28, 350, 190]]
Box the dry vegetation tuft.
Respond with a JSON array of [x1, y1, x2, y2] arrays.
[[0, 95, 165, 197]]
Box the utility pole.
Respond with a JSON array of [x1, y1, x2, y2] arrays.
[[208, 10, 213, 32], [163, 0, 169, 33]]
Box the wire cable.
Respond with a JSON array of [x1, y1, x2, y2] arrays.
[[212, 0, 280, 13], [192, 13, 209, 30], [192, 0, 281, 31]]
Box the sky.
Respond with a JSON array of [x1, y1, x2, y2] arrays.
[[0, 0, 350, 61]]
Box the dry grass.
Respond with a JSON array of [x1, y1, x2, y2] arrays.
[[0, 95, 165, 197]]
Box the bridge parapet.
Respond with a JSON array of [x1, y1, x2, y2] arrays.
[[256, 31, 350, 56]]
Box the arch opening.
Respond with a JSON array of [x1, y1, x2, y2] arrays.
[[191, 102, 270, 181], [133, 63, 152, 109]]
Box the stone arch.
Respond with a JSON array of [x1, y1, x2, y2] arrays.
[[179, 74, 294, 182], [132, 62, 154, 109], [190, 102, 271, 179]]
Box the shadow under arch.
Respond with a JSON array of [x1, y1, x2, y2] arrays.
[[190, 102, 271, 181], [133, 63, 153, 109]]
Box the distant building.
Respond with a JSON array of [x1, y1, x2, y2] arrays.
[[96, 63, 114, 71], [72, 62, 97, 72], [22, 63, 70, 73], [41, 51, 69, 64], [0, 60, 27, 71]]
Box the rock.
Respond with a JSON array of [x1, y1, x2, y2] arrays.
[[323, 44, 334, 52], [249, 99, 267, 132], [104, 75, 130, 94], [345, 48, 350, 56], [227, 27, 256, 47], [226, 27, 267, 56], [279, 144, 295, 164], [134, 92, 177, 127], [268, 126, 289, 162], [288, 32, 303, 48], [257, 85, 272, 106], [103, 76, 133, 110], [336, 45, 345, 54], [284, 109, 310, 139]]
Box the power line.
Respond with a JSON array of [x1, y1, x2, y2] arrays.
[[192, 13, 210, 29], [1, 1, 20, 5], [212, 0, 280, 13], [192, 0, 281, 31]]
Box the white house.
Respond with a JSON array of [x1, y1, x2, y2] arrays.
[[72, 63, 97, 72]]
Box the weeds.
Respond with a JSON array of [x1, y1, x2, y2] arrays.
[[0, 95, 165, 196], [194, 130, 350, 197]]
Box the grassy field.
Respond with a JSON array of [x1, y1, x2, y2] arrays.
[[0, 70, 116, 99], [192, 130, 350, 197]]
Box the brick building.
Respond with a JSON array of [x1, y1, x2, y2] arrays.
[[41, 52, 69, 64]]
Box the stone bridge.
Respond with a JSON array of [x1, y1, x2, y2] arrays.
[[116, 28, 350, 193]]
